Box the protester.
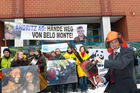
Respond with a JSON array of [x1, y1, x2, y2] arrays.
[[43, 51, 56, 60], [63, 46, 78, 92], [94, 31, 137, 93], [0, 48, 12, 71], [11, 49, 28, 67], [76, 46, 89, 93], [0, 48, 12, 93], [35, 50, 46, 73], [26, 48, 35, 64], [51, 48, 65, 93]]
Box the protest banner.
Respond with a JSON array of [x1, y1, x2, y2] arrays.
[[4, 22, 87, 40], [42, 43, 68, 52]]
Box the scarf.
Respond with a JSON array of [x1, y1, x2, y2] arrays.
[[81, 51, 85, 57]]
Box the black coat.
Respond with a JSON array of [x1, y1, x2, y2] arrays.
[[104, 47, 137, 93]]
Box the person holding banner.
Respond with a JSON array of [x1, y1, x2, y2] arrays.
[[43, 51, 56, 60], [63, 46, 78, 92], [4, 24, 17, 40], [11, 49, 28, 67], [34, 50, 47, 92], [51, 48, 65, 93], [26, 48, 35, 64], [94, 31, 137, 93], [0, 48, 12, 93], [77, 46, 89, 93], [35, 50, 46, 73], [74, 26, 86, 43]]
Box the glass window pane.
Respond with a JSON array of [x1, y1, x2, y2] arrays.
[[88, 30, 99, 36], [29, 40, 41, 45], [88, 37, 101, 42], [43, 40, 58, 44], [9, 40, 14, 46]]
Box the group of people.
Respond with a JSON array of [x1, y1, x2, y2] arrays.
[[0, 31, 139, 93], [43, 46, 89, 93]]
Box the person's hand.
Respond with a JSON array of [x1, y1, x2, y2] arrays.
[[94, 56, 103, 63], [95, 75, 104, 83]]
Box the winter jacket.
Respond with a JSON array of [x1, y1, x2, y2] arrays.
[[76, 52, 89, 77]]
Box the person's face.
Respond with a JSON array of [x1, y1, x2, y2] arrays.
[[7, 26, 13, 33], [55, 49, 60, 55], [26, 72, 33, 83], [77, 28, 84, 37], [35, 51, 39, 56], [110, 39, 120, 51], [51, 52, 55, 57], [80, 47, 85, 52], [9, 68, 21, 83], [29, 51, 34, 56], [68, 48, 72, 52], [4, 51, 10, 57], [18, 52, 24, 60]]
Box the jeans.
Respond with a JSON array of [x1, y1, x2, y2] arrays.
[[80, 76, 87, 92]]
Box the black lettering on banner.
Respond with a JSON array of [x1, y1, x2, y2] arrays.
[[32, 32, 42, 38], [47, 26, 63, 32], [64, 26, 73, 32], [57, 33, 73, 38], [43, 32, 55, 38]]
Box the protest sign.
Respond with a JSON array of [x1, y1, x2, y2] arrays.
[[5, 22, 87, 40]]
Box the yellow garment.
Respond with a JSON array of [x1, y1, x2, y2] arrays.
[[63, 52, 76, 60], [76, 52, 89, 77]]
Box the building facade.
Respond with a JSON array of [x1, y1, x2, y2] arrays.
[[0, 0, 140, 48]]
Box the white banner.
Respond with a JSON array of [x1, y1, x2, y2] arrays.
[[1, 47, 8, 58], [4, 22, 87, 40], [42, 43, 68, 52]]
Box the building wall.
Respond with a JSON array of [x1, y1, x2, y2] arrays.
[[24, 0, 101, 17], [0, 21, 7, 52], [111, 0, 140, 41], [0, 0, 140, 42], [116, 17, 128, 41]]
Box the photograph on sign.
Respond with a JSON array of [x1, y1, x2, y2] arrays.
[[2, 65, 40, 93], [4, 22, 21, 40], [47, 60, 77, 85]]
